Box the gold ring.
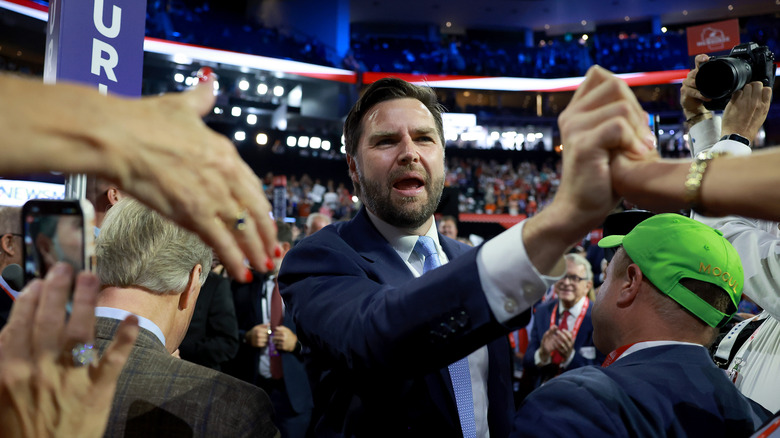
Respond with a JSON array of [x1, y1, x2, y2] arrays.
[[234, 209, 248, 231]]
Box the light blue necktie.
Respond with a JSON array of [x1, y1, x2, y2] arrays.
[[414, 236, 477, 438]]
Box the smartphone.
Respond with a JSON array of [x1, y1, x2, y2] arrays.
[[22, 199, 96, 287]]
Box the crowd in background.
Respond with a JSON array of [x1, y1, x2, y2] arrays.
[[143, 2, 779, 79]]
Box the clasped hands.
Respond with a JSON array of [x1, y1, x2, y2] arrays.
[[246, 323, 298, 352], [539, 326, 574, 362]]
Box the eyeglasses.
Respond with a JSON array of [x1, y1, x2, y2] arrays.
[[561, 274, 587, 283]]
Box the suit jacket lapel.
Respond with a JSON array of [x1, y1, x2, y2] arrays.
[[341, 208, 416, 284]]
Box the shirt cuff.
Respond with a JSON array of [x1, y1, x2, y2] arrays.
[[477, 219, 562, 324], [689, 116, 722, 156], [534, 348, 551, 367]]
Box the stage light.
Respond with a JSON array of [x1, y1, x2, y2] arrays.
[[287, 136, 297, 147], [231, 107, 242, 117], [310, 137, 322, 149], [257, 83, 268, 94], [273, 85, 285, 97], [213, 107, 223, 114], [238, 79, 250, 91], [256, 133, 268, 145], [322, 140, 331, 151], [247, 114, 258, 125], [298, 136, 309, 147], [234, 131, 246, 141], [174, 73, 185, 83]]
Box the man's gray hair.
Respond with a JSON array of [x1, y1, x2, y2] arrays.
[[96, 198, 211, 294], [565, 253, 593, 281], [0, 206, 21, 235]]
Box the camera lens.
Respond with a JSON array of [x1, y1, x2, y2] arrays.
[[696, 58, 753, 100]]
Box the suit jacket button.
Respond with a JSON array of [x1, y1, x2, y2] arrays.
[[504, 298, 517, 313]]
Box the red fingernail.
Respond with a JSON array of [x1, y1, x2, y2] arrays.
[[265, 257, 275, 272], [197, 67, 214, 83], [245, 269, 253, 283], [274, 245, 282, 258]]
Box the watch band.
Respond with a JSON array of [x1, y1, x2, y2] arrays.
[[719, 133, 750, 147]]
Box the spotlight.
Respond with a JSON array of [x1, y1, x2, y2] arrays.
[[310, 137, 321, 149], [238, 79, 250, 91], [174, 73, 185, 83], [256, 133, 268, 145], [231, 107, 242, 117], [286, 136, 297, 147], [234, 131, 246, 141], [273, 85, 285, 97], [298, 136, 309, 148], [257, 83, 268, 95], [247, 114, 258, 125], [322, 140, 331, 151]]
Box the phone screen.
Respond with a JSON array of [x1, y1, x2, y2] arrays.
[[22, 201, 86, 282]]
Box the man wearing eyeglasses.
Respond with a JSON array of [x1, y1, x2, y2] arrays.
[[521, 253, 605, 391], [0, 205, 22, 328]]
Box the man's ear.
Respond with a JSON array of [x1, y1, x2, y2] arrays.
[[346, 154, 359, 184], [0, 234, 16, 257], [616, 263, 643, 308], [178, 264, 203, 311], [106, 187, 123, 206]]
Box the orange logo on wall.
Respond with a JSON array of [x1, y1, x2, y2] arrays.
[[686, 19, 740, 56]]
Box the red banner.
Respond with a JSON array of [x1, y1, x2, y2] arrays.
[[686, 19, 740, 56]]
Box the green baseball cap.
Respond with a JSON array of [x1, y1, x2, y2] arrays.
[[598, 213, 743, 328]]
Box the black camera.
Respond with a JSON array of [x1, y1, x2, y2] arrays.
[[695, 42, 776, 111]]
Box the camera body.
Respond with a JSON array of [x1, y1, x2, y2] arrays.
[[695, 42, 776, 111]]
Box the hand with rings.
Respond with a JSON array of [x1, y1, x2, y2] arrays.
[[0, 263, 139, 438]]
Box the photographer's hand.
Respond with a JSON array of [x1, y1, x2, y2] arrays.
[[721, 81, 772, 143], [680, 54, 712, 120]]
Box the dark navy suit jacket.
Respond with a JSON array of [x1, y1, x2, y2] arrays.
[[513, 344, 771, 437], [522, 298, 606, 387], [278, 208, 528, 437]]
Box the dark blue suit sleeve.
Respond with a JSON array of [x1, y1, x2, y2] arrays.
[[278, 229, 517, 378]]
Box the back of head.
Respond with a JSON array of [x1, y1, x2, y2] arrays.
[[599, 213, 742, 328], [0, 206, 21, 236], [97, 198, 211, 294], [305, 213, 331, 236]]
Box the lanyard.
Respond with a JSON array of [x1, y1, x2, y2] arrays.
[[549, 296, 589, 339], [602, 342, 638, 367]]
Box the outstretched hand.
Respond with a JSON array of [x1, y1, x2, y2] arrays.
[[0, 263, 139, 438], [555, 65, 656, 232], [104, 73, 278, 281]]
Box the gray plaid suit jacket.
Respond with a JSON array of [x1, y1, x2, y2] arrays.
[[95, 317, 280, 438]]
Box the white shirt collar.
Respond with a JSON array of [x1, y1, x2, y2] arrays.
[[558, 294, 588, 317], [95, 306, 166, 346], [619, 340, 704, 361], [365, 209, 446, 276]]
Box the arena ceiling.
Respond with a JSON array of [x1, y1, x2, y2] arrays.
[[349, 0, 779, 34]]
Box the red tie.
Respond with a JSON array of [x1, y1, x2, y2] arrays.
[[270, 280, 284, 379], [551, 310, 570, 365]]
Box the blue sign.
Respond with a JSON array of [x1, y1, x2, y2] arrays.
[[43, 0, 147, 97]]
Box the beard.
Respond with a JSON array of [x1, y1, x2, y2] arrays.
[[357, 164, 444, 229]]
